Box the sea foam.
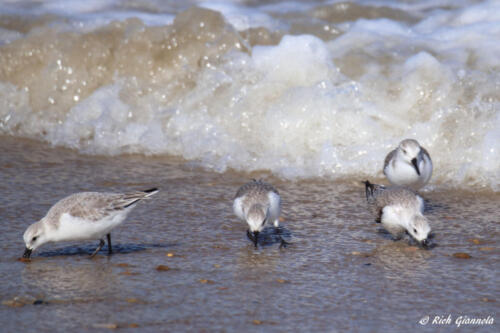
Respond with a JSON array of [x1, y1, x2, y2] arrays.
[[0, 1, 499, 190]]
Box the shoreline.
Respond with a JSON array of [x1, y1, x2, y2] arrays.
[[0, 134, 498, 331], [1, 134, 498, 195]]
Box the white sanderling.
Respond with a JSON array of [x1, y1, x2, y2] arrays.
[[233, 179, 288, 248], [363, 180, 431, 247], [383, 139, 433, 189], [22, 188, 159, 258]]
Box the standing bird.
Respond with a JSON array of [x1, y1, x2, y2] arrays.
[[233, 180, 287, 248], [383, 139, 432, 189], [363, 180, 431, 247], [22, 188, 159, 259]]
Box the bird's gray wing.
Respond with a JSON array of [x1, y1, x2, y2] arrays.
[[363, 181, 386, 221], [68, 192, 149, 221], [235, 179, 279, 199], [421, 146, 432, 162], [234, 181, 257, 199], [383, 148, 397, 174]]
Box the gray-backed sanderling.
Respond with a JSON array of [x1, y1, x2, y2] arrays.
[[363, 180, 431, 247], [383, 139, 433, 189], [233, 179, 288, 248], [23, 188, 159, 258]]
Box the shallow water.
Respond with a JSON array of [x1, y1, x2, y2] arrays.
[[0, 137, 498, 331]]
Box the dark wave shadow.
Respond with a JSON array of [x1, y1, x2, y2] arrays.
[[251, 226, 292, 248], [376, 227, 398, 240], [37, 242, 178, 258]]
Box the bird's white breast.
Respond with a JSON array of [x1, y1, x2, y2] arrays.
[[386, 156, 432, 189], [50, 210, 129, 242], [386, 160, 420, 185]]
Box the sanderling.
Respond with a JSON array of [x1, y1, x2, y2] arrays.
[[233, 179, 288, 248], [22, 188, 159, 258], [383, 139, 432, 189], [363, 180, 431, 247]]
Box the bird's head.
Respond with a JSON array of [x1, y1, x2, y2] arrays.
[[399, 139, 422, 175], [408, 215, 431, 247], [23, 221, 47, 258]]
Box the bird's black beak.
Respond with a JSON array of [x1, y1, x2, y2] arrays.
[[421, 239, 429, 248], [411, 158, 420, 176], [23, 247, 32, 259], [253, 231, 259, 248]]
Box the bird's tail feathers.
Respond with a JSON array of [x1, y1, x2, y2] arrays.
[[120, 188, 159, 208], [362, 180, 375, 201], [362, 180, 385, 202], [142, 188, 159, 197]]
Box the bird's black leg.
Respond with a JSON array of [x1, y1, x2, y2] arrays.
[[246, 230, 260, 248], [246, 229, 254, 242], [90, 239, 105, 258], [276, 226, 282, 234], [107, 233, 112, 255], [253, 231, 259, 248]]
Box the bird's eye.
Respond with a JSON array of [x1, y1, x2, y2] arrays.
[[413, 228, 417, 233], [402, 149, 407, 154], [32, 236, 38, 242]]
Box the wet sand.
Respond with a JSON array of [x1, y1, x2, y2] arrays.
[[0, 136, 498, 331]]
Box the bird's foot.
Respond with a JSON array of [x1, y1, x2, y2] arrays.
[[90, 239, 105, 258], [278, 236, 290, 249]]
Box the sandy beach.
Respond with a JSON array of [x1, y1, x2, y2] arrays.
[[1, 136, 498, 331]]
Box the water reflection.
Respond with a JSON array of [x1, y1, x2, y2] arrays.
[[371, 242, 432, 282], [22, 259, 119, 299], [35, 243, 167, 257]]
